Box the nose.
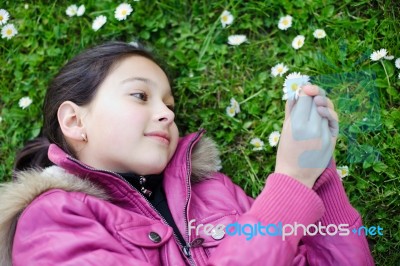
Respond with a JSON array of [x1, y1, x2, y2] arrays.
[[154, 104, 175, 124]]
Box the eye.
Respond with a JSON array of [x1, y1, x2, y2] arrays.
[[131, 92, 148, 101], [167, 105, 175, 112]]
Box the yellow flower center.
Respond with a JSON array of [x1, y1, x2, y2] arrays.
[[254, 142, 261, 147], [282, 19, 288, 25], [277, 67, 283, 73], [222, 15, 228, 22], [122, 10, 127, 15], [291, 83, 298, 92], [0, 15, 3, 21], [6, 29, 12, 35], [297, 40, 303, 46], [274, 136, 279, 142]]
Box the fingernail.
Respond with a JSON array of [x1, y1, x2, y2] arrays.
[[302, 84, 316, 94]]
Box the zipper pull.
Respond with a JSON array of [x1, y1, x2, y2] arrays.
[[190, 238, 204, 247], [182, 238, 204, 259], [139, 176, 152, 197], [182, 244, 191, 258]]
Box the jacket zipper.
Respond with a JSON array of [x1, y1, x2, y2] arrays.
[[182, 130, 204, 266], [66, 136, 203, 266]]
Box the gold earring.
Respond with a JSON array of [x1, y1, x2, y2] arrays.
[[81, 133, 88, 142]]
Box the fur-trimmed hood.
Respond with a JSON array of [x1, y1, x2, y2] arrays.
[[0, 134, 221, 266]]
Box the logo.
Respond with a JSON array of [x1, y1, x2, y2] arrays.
[[188, 219, 383, 241]]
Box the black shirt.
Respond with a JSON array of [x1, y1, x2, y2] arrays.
[[119, 172, 187, 248]]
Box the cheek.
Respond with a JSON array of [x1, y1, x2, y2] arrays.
[[98, 101, 146, 126], [88, 105, 148, 143], [109, 113, 148, 139], [168, 124, 180, 156], [128, 112, 148, 127]]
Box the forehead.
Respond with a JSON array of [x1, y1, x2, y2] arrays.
[[109, 55, 171, 90]]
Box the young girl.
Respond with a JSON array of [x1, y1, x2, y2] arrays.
[[0, 41, 373, 265]]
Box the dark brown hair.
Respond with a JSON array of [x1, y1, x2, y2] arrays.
[[14, 41, 170, 171]]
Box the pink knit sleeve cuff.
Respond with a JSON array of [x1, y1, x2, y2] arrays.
[[248, 173, 325, 226], [313, 160, 360, 225], [312, 158, 336, 191]]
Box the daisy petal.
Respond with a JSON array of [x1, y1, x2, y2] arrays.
[[228, 35, 247, 46]]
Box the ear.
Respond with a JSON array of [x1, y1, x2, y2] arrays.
[[58, 101, 86, 141]]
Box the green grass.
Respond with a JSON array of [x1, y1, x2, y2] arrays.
[[1, 0, 399, 264]]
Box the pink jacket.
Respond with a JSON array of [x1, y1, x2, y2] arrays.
[[0, 130, 374, 265]]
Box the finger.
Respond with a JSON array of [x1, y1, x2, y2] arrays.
[[298, 119, 331, 169], [302, 84, 319, 96], [309, 98, 323, 126], [291, 92, 313, 125], [312, 95, 338, 136], [317, 107, 339, 137], [302, 84, 326, 97], [321, 118, 334, 167], [316, 106, 338, 122], [314, 95, 334, 110]]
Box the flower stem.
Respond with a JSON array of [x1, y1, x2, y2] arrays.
[[380, 60, 393, 105], [240, 88, 266, 104], [240, 149, 257, 184], [380, 60, 391, 88]]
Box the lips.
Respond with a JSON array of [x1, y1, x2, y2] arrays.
[[145, 131, 170, 144]]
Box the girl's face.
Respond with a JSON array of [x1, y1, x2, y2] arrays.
[[77, 55, 179, 175]]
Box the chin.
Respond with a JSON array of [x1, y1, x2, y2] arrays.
[[139, 163, 167, 175]]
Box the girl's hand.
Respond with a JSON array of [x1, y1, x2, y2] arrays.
[[274, 85, 338, 188], [302, 85, 339, 138]]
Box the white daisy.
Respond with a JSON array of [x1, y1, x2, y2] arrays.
[[278, 15, 292, 30], [395, 58, 400, 69], [384, 55, 394, 60], [24, 4, 29, 9], [398, 73, 400, 80], [226, 105, 236, 117], [228, 35, 247, 46], [1, 24, 18, 40], [271, 63, 289, 77], [115, 3, 133, 21], [336, 166, 349, 179], [285, 72, 304, 80], [220, 10, 234, 28], [370, 49, 387, 61], [66, 4, 78, 17], [77, 5, 85, 16], [0, 9, 10, 25], [129, 40, 139, 47], [268, 131, 281, 147], [283, 72, 310, 101], [18, 96, 32, 109], [92, 15, 107, 31], [292, 35, 305, 50], [250, 138, 264, 151], [313, 29, 326, 39], [230, 98, 240, 113]]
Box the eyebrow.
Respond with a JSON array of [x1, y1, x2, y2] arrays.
[[121, 77, 156, 86]]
